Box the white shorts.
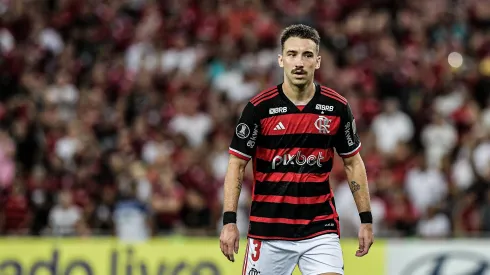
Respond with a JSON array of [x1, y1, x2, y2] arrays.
[[242, 234, 344, 275]]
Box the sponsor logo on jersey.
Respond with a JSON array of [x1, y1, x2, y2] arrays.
[[236, 123, 251, 139], [345, 122, 354, 146], [315, 104, 334, 112], [248, 268, 261, 275], [314, 116, 332, 134], [269, 107, 287, 115], [273, 122, 286, 130], [247, 123, 259, 148], [272, 151, 324, 170]]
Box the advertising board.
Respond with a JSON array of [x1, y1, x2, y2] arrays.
[[387, 240, 490, 275], [0, 237, 384, 275]]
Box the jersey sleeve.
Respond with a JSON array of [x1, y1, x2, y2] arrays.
[[229, 102, 260, 161], [334, 103, 362, 158]]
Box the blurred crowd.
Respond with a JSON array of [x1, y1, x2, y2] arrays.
[[0, 0, 490, 240]]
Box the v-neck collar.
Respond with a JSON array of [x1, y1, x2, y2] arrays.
[[277, 82, 320, 113]]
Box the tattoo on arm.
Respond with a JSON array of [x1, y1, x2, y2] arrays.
[[349, 181, 360, 193], [237, 175, 243, 191]]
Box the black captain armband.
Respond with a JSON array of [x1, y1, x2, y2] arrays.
[[223, 212, 237, 225], [359, 211, 373, 224]]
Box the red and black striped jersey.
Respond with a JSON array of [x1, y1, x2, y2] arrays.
[[228, 83, 361, 241]]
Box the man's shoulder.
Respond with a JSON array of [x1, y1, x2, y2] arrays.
[[249, 85, 281, 107], [317, 85, 348, 106]]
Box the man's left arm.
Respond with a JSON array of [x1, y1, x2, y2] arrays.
[[342, 153, 374, 256], [343, 153, 371, 214], [333, 102, 374, 257]]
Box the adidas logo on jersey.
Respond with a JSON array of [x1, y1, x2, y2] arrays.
[[273, 122, 286, 130]]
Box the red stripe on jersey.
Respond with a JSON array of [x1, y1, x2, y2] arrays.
[[250, 87, 277, 104], [253, 91, 278, 106], [320, 92, 347, 106], [255, 147, 334, 163], [296, 105, 305, 111], [249, 214, 336, 225], [255, 172, 330, 183], [253, 193, 333, 204], [229, 148, 251, 160], [261, 113, 341, 136], [321, 87, 347, 101], [320, 92, 346, 105], [248, 230, 338, 241], [338, 143, 362, 158], [320, 87, 347, 104]]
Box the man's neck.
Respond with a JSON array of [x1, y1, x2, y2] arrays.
[[282, 80, 316, 105]]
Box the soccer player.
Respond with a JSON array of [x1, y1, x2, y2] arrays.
[[219, 24, 374, 275]]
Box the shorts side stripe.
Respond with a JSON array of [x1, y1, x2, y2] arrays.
[[242, 240, 250, 275]]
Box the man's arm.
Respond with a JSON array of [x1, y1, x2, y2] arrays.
[[342, 153, 371, 213], [223, 155, 249, 213], [342, 153, 374, 257], [220, 154, 249, 262]]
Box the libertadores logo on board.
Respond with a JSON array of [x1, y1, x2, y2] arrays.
[[272, 151, 324, 169]]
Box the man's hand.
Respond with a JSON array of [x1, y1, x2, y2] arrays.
[[356, 223, 374, 257], [220, 223, 240, 262]]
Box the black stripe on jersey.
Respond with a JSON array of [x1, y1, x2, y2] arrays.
[[258, 134, 332, 149], [249, 220, 338, 240], [250, 201, 334, 220], [253, 180, 331, 197], [254, 157, 333, 174]]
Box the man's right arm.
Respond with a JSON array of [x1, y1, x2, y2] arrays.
[[220, 101, 259, 262], [220, 155, 249, 262], [223, 155, 249, 213]]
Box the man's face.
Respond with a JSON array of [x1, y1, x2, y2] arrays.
[[278, 37, 321, 87]]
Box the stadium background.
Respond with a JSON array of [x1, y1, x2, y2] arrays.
[[1, 0, 490, 274]]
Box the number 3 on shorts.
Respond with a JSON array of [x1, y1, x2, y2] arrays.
[[251, 239, 262, 261]]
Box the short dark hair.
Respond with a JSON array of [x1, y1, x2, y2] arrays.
[[280, 24, 320, 53]]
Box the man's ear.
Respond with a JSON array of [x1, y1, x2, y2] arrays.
[[316, 55, 321, 69], [278, 54, 284, 68]]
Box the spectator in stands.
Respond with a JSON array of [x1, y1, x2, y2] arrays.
[[48, 190, 86, 236], [417, 205, 451, 239], [421, 112, 458, 169], [371, 98, 414, 156], [1, 181, 30, 235], [114, 181, 151, 243], [0, 130, 15, 189], [405, 153, 448, 216]]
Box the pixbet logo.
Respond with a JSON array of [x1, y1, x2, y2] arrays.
[[272, 151, 324, 170]]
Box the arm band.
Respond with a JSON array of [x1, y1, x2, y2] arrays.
[[223, 211, 237, 225], [359, 211, 373, 224]]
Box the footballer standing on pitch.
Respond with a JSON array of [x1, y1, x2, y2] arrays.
[[219, 24, 374, 275]]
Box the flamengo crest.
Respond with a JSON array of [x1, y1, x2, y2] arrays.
[[314, 116, 331, 134]]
